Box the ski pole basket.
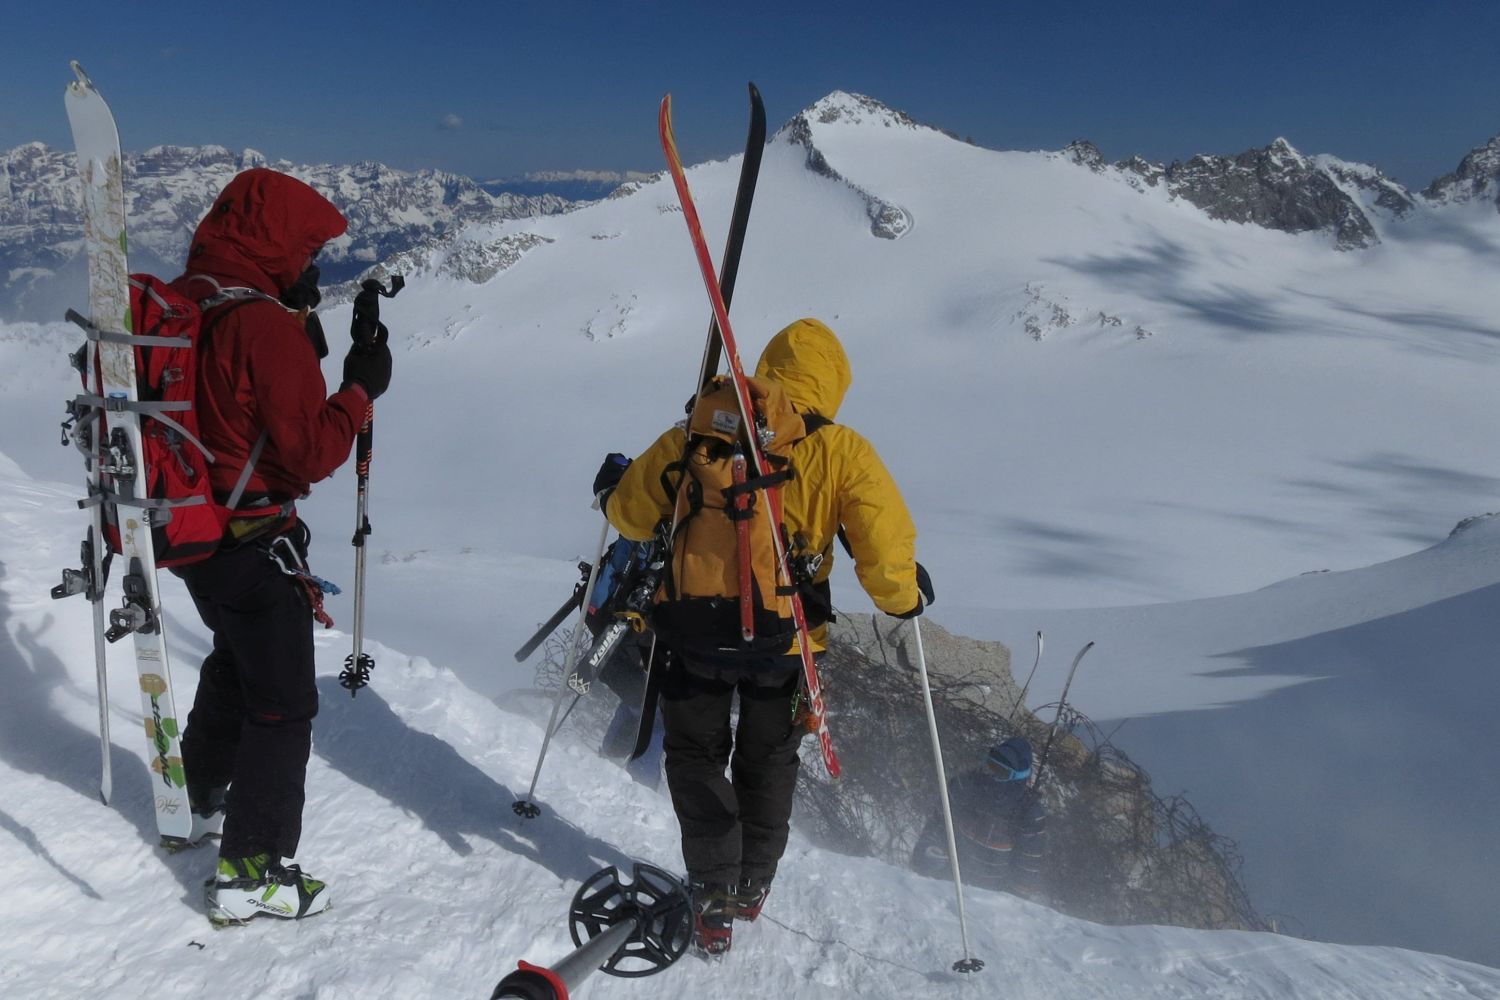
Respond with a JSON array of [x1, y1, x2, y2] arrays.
[[490, 863, 690, 999]]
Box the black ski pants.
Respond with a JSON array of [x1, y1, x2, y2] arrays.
[[660, 661, 803, 885], [173, 533, 318, 861]]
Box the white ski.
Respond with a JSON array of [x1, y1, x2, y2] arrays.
[[61, 61, 191, 842]]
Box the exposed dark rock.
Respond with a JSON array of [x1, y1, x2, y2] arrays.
[[1065, 140, 1106, 172], [1423, 135, 1500, 212], [1161, 138, 1379, 250]]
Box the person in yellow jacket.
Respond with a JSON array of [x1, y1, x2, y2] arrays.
[[593, 317, 932, 956]]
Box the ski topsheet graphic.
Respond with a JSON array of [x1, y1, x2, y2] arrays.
[[58, 62, 191, 841]]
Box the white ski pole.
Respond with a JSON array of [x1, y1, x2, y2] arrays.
[[513, 508, 611, 819], [911, 616, 983, 973]]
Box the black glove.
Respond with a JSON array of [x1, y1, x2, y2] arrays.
[[892, 561, 935, 619], [341, 334, 392, 401], [593, 453, 632, 499]]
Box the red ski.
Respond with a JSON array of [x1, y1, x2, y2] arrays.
[[658, 94, 840, 779]]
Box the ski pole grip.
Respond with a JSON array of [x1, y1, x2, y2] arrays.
[[350, 275, 404, 351], [490, 962, 568, 1000]]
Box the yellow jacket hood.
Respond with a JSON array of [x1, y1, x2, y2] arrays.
[[754, 318, 851, 419]]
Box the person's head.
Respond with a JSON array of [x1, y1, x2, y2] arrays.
[[985, 737, 1033, 783], [754, 318, 852, 419], [186, 168, 347, 296]]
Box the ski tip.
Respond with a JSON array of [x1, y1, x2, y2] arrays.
[[69, 60, 92, 89]]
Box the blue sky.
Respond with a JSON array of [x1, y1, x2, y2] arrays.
[[3, 0, 1497, 186]]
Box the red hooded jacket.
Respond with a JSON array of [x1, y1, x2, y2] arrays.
[[169, 168, 368, 504]]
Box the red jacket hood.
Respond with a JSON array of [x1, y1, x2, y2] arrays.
[[183, 168, 347, 296]]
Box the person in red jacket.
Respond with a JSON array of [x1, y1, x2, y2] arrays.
[[166, 168, 393, 925]]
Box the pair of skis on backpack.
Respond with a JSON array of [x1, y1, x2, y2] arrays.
[[514, 85, 839, 822]]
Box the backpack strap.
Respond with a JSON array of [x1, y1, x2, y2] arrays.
[[224, 430, 271, 511], [185, 273, 284, 311], [802, 413, 834, 435], [190, 287, 284, 509], [799, 413, 855, 558]]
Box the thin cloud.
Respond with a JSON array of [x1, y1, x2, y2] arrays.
[[438, 113, 464, 131]]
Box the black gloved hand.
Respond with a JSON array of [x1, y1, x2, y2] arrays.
[[916, 561, 935, 607], [892, 561, 935, 619], [341, 333, 392, 401], [594, 453, 632, 499]]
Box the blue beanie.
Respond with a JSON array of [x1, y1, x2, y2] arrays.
[[986, 737, 1033, 779]]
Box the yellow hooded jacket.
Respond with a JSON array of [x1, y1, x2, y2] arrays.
[[605, 318, 920, 650]]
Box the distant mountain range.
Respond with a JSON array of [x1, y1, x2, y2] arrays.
[[482, 169, 657, 202], [2, 93, 1496, 321], [0, 144, 572, 321]]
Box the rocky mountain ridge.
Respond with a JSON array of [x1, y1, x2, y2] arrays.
[[1062, 135, 1450, 250], [4, 94, 1497, 317], [0, 142, 571, 320]]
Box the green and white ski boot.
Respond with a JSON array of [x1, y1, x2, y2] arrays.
[[206, 853, 330, 927]]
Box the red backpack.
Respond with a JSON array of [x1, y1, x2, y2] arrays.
[[73, 275, 269, 568]]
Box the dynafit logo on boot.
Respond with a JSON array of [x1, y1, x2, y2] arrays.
[[250, 896, 294, 916]]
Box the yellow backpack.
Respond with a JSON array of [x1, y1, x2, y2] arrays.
[[653, 375, 806, 660]]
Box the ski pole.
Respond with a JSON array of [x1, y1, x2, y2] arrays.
[[1007, 630, 1043, 722], [491, 863, 690, 998], [513, 509, 611, 819], [1034, 641, 1095, 787], [339, 275, 404, 698], [910, 616, 983, 974]]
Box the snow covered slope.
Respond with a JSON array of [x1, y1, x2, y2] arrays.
[[2, 453, 1497, 999], [3, 89, 1500, 974]]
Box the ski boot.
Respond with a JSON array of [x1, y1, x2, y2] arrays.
[[163, 786, 228, 853], [206, 853, 330, 927], [733, 874, 772, 922], [689, 880, 735, 957]]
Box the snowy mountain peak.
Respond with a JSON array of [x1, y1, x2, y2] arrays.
[[1423, 133, 1500, 210], [800, 90, 926, 132], [1064, 139, 1108, 172], [1265, 136, 1308, 169]]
